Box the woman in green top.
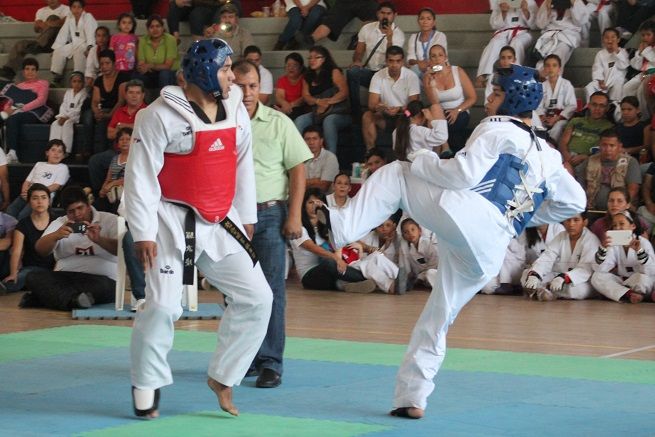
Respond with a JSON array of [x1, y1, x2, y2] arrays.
[[134, 15, 180, 89]]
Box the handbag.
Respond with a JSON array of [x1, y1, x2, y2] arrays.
[[311, 87, 349, 124]]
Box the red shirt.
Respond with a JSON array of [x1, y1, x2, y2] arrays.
[[108, 103, 147, 150], [275, 74, 303, 103]]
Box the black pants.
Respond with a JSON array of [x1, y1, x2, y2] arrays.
[[26, 270, 115, 310], [301, 257, 366, 290]]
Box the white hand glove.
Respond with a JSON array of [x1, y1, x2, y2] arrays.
[[523, 274, 540, 289], [549, 276, 565, 293]]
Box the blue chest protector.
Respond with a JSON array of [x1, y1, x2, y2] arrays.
[[471, 153, 548, 235]]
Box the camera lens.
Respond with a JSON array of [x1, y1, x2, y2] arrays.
[[381, 18, 389, 27]]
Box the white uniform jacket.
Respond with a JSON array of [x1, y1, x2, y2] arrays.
[[489, 0, 538, 31], [535, 76, 577, 120], [400, 236, 439, 278], [392, 120, 448, 155], [406, 31, 448, 63], [535, 0, 590, 47], [52, 11, 97, 51], [591, 48, 629, 87], [629, 45, 655, 72], [530, 228, 599, 285], [55, 88, 88, 123]]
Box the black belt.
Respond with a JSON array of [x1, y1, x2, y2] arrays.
[[181, 207, 258, 285], [257, 200, 285, 211]]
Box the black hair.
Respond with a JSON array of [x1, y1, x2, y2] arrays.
[[46, 139, 65, 153], [544, 53, 562, 67], [365, 147, 388, 163], [378, 1, 396, 12], [98, 49, 116, 63], [285, 52, 305, 71], [70, 0, 86, 8], [386, 45, 404, 59], [417, 7, 436, 20], [638, 19, 655, 34], [146, 14, 165, 29], [60, 186, 89, 209], [116, 126, 133, 141], [389, 209, 403, 225], [602, 27, 620, 39], [125, 79, 145, 93], [400, 217, 421, 231], [243, 45, 262, 57], [590, 91, 609, 103], [611, 210, 644, 237], [27, 183, 50, 200], [116, 12, 136, 33], [394, 100, 424, 161], [620, 95, 640, 109], [301, 188, 329, 243], [22, 57, 39, 70], [305, 45, 340, 88], [599, 127, 620, 140], [96, 25, 111, 38], [302, 125, 323, 138], [232, 59, 261, 82], [333, 171, 350, 183], [499, 45, 516, 58]]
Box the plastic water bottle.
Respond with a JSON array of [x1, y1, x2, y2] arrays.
[[272, 0, 283, 17]]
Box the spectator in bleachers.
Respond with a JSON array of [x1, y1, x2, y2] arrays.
[[134, 15, 179, 89], [109, 13, 137, 73], [484, 46, 518, 101], [0, 58, 52, 164], [580, 0, 615, 48], [84, 26, 110, 88], [614, 0, 655, 43], [2, 184, 54, 293], [84, 50, 129, 154], [244, 45, 273, 104], [405, 7, 448, 80], [363, 147, 388, 178], [304, 0, 378, 49], [623, 19, 655, 122], [590, 186, 648, 239], [347, 2, 405, 122], [575, 128, 642, 210], [274, 52, 309, 120], [362, 45, 419, 149], [392, 100, 448, 161], [273, 0, 326, 51], [521, 211, 599, 301], [423, 44, 476, 153], [49, 71, 87, 155], [591, 209, 655, 303], [0, 150, 9, 211], [536, 54, 577, 143], [585, 28, 629, 105], [534, 0, 590, 71], [167, 0, 241, 43], [96, 127, 131, 214], [50, 0, 98, 85], [475, 0, 537, 88], [559, 91, 614, 167], [294, 45, 351, 154], [0, 0, 69, 82], [326, 172, 351, 209], [303, 125, 339, 193], [21, 185, 118, 310], [7, 139, 70, 220], [207, 3, 254, 59], [89, 79, 146, 195], [398, 217, 438, 291], [616, 96, 651, 159]]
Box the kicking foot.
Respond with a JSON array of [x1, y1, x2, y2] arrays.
[[132, 386, 160, 419], [390, 407, 424, 419], [207, 377, 239, 416]]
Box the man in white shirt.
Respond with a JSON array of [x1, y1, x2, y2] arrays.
[[244, 45, 273, 105], [346, 1, 405, 122], [0, 0, 69, 80], [362, 46, 420, 149], [303, 125, 340, 193]]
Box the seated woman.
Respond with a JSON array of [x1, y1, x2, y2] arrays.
[[521, 212, 600, 301], [326, 172, 351, 209], [274, 52, 309, 120], [406, 7, 448, 80], [591, 210, 655, 303], [423, 44, 476, 153], [591, 187, 649, 240], [2, 184, 55, 293], [294, 46, 351, 154], [134, 15, 179, 89], [0, 58, 52, 164], [290, 188, 376, 293]]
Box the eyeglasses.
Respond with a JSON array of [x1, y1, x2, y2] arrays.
[[308, 56, 324, 60]]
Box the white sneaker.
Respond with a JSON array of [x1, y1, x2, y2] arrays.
[[5, 149, 19, 164]]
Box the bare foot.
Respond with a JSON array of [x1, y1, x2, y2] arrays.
[[474, 75, 487, 88], [626, 290, 644, 304], [390, 406, 425, 419], [207, 377, 239, 416]]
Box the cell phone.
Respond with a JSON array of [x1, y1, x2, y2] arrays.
[[606, 230, 633, 246], [505, 0, 522, 9], [70, 222, 87, 234], [381, 18, 389, 28], [430, 65, 444, 73]]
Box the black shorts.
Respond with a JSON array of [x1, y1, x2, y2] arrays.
[[321, 0, 378, 41]]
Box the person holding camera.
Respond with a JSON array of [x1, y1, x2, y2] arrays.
[[346, 1, 405, 123], [207, 3, 253, 59], [20, 185, 118, 310]]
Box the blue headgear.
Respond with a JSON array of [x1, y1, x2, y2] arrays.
[[182, 39, 234, 98], [492, 64, 543, 115]]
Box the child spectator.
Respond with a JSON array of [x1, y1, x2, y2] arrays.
[[110, 13, 138, 72], [585, 28, 629, 105], [96, 127, 130, 213], [406, 7, 448, 80], [399, 218, 438, 291], [536, 54, 577, 143], [591, 210, 655, 303], [392, 100, 448, 161], [49, 71, 88, 154], [484, 45, 518, 101], [6, 140, 70, 220], [616, 96, 651, 160], [326, 172, 352, 209], [476, 0, 537, 88], [2, 184, 55, 293], [84, 26, 110, 88], [521, 212, 599, 301], [534, 0, 589, 71], [623, 20, 655, 122]]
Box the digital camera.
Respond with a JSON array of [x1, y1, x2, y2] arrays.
[[70, 222, 87, 234], [431, 65, 444, 73]]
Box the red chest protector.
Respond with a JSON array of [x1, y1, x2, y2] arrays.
[[158, 127, 237, 223]]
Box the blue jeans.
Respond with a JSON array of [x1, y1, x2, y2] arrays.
[[6, 197, 31, 221], [88, 149, 117, 194], [123, 228, 145, 300], [251, 202, 287, 375], [279, 6, 326, 43], [346, 66, 375, 122], [294, 111, 351, 154], [4, 265, 49, 293], [5, 111, 41, 155]]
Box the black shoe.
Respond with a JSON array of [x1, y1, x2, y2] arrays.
[[294, 32, 314, 49], [285, 38, 300, 50], [255, 368, 281, 388], [273, 40, 285, 51], [18, 292, 38, 308], [245, 367, 259, 378]]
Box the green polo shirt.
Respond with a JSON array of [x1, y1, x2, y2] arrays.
[[137, 32, 180, 71], [250, 103, 312, 203], [565, 116, 615, 156]]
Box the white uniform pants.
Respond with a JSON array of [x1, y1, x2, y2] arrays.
[[591, 271, 654, 301], [328, 162, 506, 410], [130, 246, 273, 390], [580, 3, 614, 47], [51, 43, 87, 75], [520, 268, 594, 299], [535, 41, 575, 71], [49, 118, 76, 154], [585, 79, 625, 104], [477, 30, 533, 77]]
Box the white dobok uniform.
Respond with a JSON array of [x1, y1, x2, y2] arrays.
[[534, 1, 590, 70], [477, 0, 538, 77], [535, 76, 578, 142], [51, 11, 98, 75], [49, 87, 88, 153], [124, 85, 273, 390], [325, 115, 586, 411], [521, 227, 599, 299], [591, 237, 655, 301], [399, 236, 439, 284], [585, 48, 629, 103], [623, 45, 655, 121], [351, 231, 400, 292]]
